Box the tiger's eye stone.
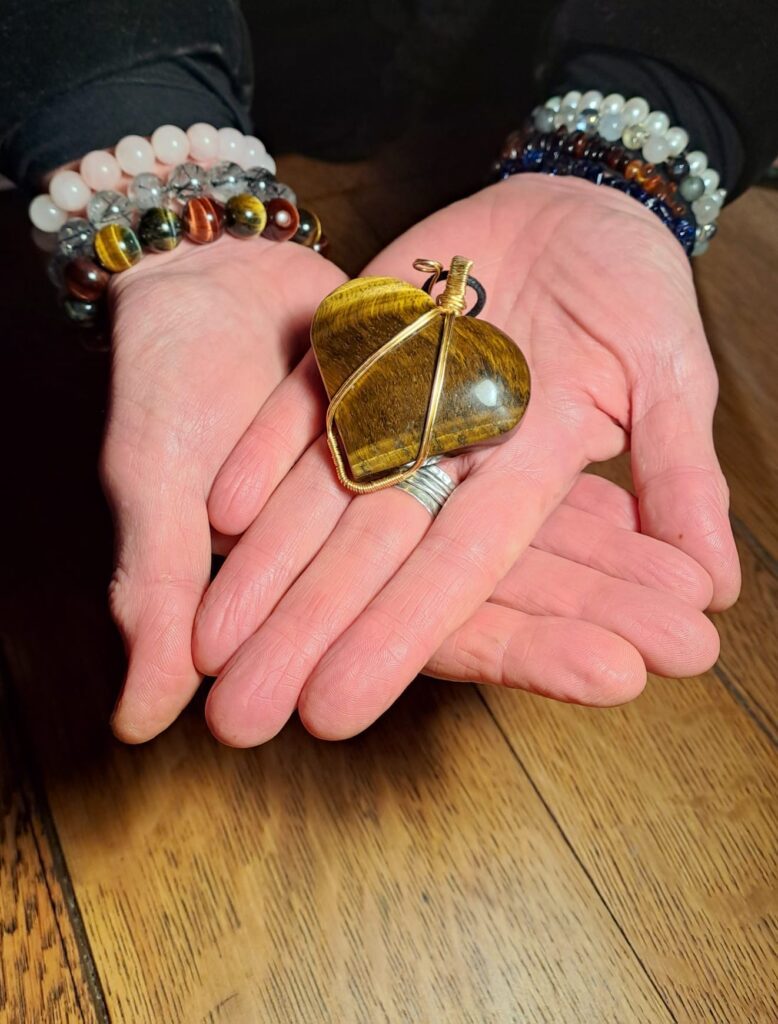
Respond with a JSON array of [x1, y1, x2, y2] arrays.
[[312, 233, 330, 257], [183, 196, 224, 244], [292, 208, 322, 247], [262, 198, 300, 241], [94, 223, 142, 272], [138, 207, 183, 252], [64, 257, 109, 300], [224, 193, 267, 237]]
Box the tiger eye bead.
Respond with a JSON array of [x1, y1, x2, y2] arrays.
[[64, 257, 109, 300], [224, 193, 267, 237], [312, 233, 330, 257], [624, 160, 642, 180], [138, 207, 183, 252], [262, 198, 300, 241], [94, 223, 142, 272], [183, 196, 224, 244], [292, 208, 322, 247]]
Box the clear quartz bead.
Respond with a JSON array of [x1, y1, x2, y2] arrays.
[[128, 172, 166, 211], [166, 162, 208, 203], [243, 168, 297, 206], [207, 161, 246, 201], [87, 190, 132, 228], [57, 218, 95, 258], [598, 112, 623, 141]]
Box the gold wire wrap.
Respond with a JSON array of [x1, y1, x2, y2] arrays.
[[325, 256, 474, 494]]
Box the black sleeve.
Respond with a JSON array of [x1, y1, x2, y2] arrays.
[[537, 0, 778, 198], [0, 0, 253, 190]]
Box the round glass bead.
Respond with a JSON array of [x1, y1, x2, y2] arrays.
[[87, 190, 132, 229], [667, 156, 690, 181], [664, 127, 689, 156], [598, 112, 623, 141], [138, 207, 183, 252], [94, 223, 142, 272], [533, 107, 556, 132], [47, 253, 68, 290], [554, 107, 578, 131], [244, 167, 297, 205], [80, 150, 121, 191], [621, 96, 650, 126], [207, 161, 246, 201], [64, 297, 99, 323], [575, 108, 599, 133], [622, 124, 648, 150], [701, 167, 720, 194], [166, 162, 208, 203], [262, 198, 300, 242], [128, 172, 166, 211], [187, 122, 219, 161], [686, 150, 708, 176], [679, 175, 705, 201], [625, 160, 642, 180], [29, 194, 67, 232], [57, 218, 95, 258], [292, 208, 322, 247], [183, 196, 224, 243], [691, 196, 719, 226], [643, 135, 670, 164], [50, 170, 91, 213], [64, 257, 109, 301], [601, 93, 625, 114], [225, 193, 267, 237], [151, 124, 189, 165], [115, 135, 154, 175], [578, 90, 603, 111]]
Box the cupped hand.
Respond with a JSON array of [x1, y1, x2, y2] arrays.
[[195, 174, 739, 745], [102, 235, 347, 741]]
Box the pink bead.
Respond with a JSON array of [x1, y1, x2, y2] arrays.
[[116, 135, 155, 175], [187, 122, 219, 161], [217, 127, 245, 164], [50, 169, 91, 212], [151, 124, 189, 165], [240, 135, 267, 168], [80, 149, 121, 190], [28, 193, 67, 232], [256, 151, 277, 175]]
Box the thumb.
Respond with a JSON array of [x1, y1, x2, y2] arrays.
[[630, 333, 740, 612], [103, 456, 212, 743]]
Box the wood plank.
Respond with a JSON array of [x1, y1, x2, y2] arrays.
[[481, 673, 778, 1024]]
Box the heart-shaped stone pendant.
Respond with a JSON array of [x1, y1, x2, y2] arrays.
[[310, 256, 530, 492]]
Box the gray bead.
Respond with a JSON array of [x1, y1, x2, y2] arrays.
[[166, 162, 208, 203], [575, 108, 599, 134], [57, 217, 95, 258], [598, 112, 623, 141], [128, 172, 165, 211], [64, 298, 99, 324], [679, 175, 705, 201], [87, 190, 132, 228], [533, 107, 556, 133], [47, 252, 68, 291], [243, 167, 297, 206], [207, 161, 246, 201]]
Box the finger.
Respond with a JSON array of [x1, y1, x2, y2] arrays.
[[298, 420, 585, 740], [193, 436, 351, 676], [211, 528, 238, 557], [208, 351, 326, 536], [102, 460, 211, 743], [490, 547, 719, 677], [562, 473, 640, 531], [630, 342, 740, 611], [532, 503, 714, 608], [424, 603, 647, 706], [205, 484, 450, 746]]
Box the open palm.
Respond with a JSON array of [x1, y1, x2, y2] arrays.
[[194, 174, 739, 745]]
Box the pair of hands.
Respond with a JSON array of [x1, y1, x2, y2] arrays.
[[102, 173, 740, 746]]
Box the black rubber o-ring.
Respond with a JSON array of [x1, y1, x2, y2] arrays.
[[421, 271, 487, 318]]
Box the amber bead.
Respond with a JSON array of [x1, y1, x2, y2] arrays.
[[225, 193, 267, 237], [183, 196, 224, 244], [635, 162, 657, 185], [642, 175, 664, 195], [64, 257, 109, 301], [292, 208, 322, 247], [262, 198, 300, 242], [670, 200, 687, 217], [138, 207, 183, 252], [94, 223, 142, 273], [624, 160, 642, 181]]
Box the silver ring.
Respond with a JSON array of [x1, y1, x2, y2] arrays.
[[394, 458, 456, 517]]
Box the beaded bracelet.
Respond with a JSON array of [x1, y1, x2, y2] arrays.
[[496, 92, 724, 257]]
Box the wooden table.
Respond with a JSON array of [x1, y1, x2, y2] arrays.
[[1, 131, 776, 1023]]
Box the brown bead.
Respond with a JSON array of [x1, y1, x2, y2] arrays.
[[262, 198, 300, 242], [606, 146, 625, 170], [635, 162, 657, 185], [625, 160, 642, 180], [501, 129, 525, 159], [642, 175, 664, 194], [292, 208, 322, 247], [183, 196, 224, 244], [312, 233, 330, 257], [670, 200, 687, 217], [64, 257, 109, 301]]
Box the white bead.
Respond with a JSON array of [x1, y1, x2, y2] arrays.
[[561, 90, 581, 110], [578, 90, 603, 111], [49, 170, 91, 212], [642, 135, 670, 164], [217, 127, 246, 163], [241, 135, 267, 168], [187, 122, 219, 161], [256, 151, 276, 175], [711, 187, 727, 207], [692, 239, 710, 257], [701, 167, 720, 194], [664, 126, 689, 156], [686, 149, 708, 175], [621, 96, 650, 126], [28, 193, 67, 232], [115, 135, 154, 175], [151, 124, 190, 164], [642, 110, 670, 135], [545, 95, 562, 112], [692, 195, 719, 225], [601, 93, 625, 114], [598, 112, 623, 141], [79, 150, 121, 191]]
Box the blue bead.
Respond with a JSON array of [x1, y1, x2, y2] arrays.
[[521, 148, 544, 170], [626, 183, 650, 204], [674, 217, 697, 252]]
